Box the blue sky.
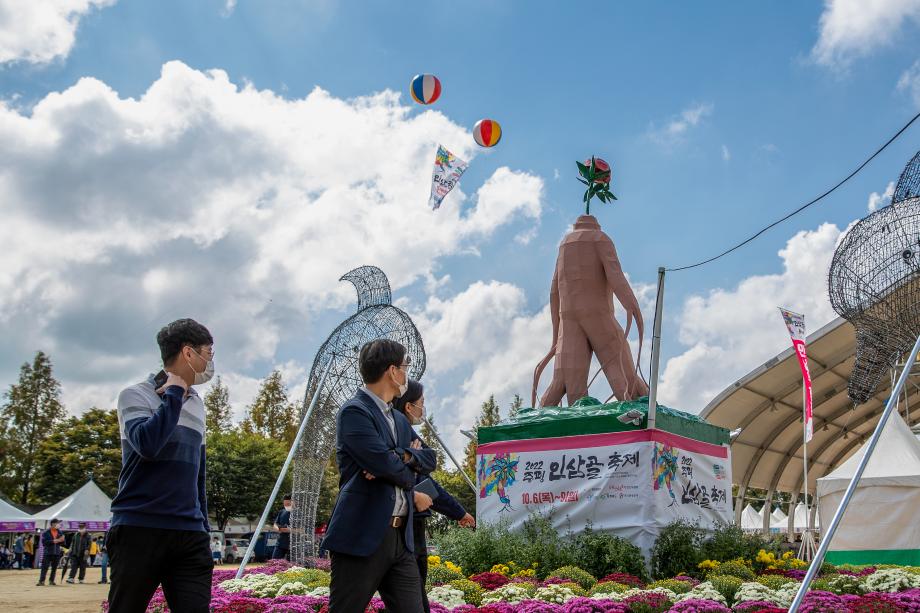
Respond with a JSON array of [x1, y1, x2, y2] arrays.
[[1, 0, 919, 454]]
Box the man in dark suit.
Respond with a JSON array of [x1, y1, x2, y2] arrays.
[[322, 339, 436, 613]]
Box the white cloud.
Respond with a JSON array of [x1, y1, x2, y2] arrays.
[[868, 181, 895, 212], [898, 59, 920, 106], [0, 61, 544, 415], [647, 103, 713, 148], [222, 0, 237, 17], [812, 0, 920, 69], [658, 222, 844, 412], [0, 0, 116, 65], [721, 144, 731, 161]]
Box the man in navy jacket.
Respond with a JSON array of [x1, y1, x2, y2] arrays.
[[322, 339, 436, 613]]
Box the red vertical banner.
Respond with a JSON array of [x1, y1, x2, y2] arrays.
[[779, 308, 813, 442]]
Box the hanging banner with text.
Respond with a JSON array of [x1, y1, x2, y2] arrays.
[[779, 307, 813, 442], [476, 430, 732, 556]]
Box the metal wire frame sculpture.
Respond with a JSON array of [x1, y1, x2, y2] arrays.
[[829, 151, 920, 405], [289, 266, 427, 562]]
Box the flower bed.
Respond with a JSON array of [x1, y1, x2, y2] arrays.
[[100, 556, 920, 612]]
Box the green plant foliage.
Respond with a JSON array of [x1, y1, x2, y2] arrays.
[[572, 523, 648, 581], [756, 574, 795, 590], [448, 578, 484, 607], [650, 520, 707, 579], [547, 566, 597, 590], [819, 562, 838, 576], [707, 561, 755, 582], [709, 575, 743, 605], [647, 579, 693, 594], [825, 573, 865, 595], [590, 581, 630, 595], [701, 522, 781, 563], [426, 563, 465, 587]]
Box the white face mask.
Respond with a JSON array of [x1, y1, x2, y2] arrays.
[[393, 367, 408, 398], [187, 349, 215, 385], [406, 402, 423, 426]]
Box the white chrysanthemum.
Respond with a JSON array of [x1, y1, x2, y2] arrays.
[[276, 581, 309, 596], [862, 568, 920, 593], [534, 584, 577, 604], [734, 582, 779, 606], [427, 586, 467, 609], [675, 581, 727, 605], [481, 584, 533, 605]]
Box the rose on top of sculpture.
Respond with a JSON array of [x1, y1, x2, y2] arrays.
[[576, 157, 617, 215]]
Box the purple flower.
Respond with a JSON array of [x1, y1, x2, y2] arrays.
[[515, 600, 565, 613], [668, 599, 730, 613], [797, 590, 848, 613], [732, 601, 779, 613], [560, 597, 630, 612]]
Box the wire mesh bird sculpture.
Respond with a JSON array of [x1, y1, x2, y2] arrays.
[[829, 151, 920, 405], [289, 265, 426, 561]]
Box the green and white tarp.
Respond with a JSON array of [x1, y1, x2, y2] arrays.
[[476, 397, 732, 558], [817, 412, 920, 565]]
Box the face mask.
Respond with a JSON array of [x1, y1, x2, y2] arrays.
[[392, 367, 408, 398], [187, 349, 215, 385], [406, 402, 423, 426], [284, 504, 292, 512]]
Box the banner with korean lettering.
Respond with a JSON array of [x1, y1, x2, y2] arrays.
[[476, 430, 732, 557], [779, 307, 813, 442]]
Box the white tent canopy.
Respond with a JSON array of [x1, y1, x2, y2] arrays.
[[817, 412, 920, 565], [792, 502, 818, 532], [769, 508, 787, 530], [740, 504, 763, 532], [30, 480, 112, 529], [0, 497, 34, 531]]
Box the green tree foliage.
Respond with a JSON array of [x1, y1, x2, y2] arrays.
[[463, 395, 501, 477], [242, 370, 296, 445], [509, 394, 524, 419], [204, 376, 233, 435], [206, 429, 289, 530], [0, 352, 67, 503], [31, 408, 121, 502], [314, 453, 340, 527]]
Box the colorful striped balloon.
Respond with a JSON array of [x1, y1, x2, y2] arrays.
[[473, 119, 502, 147], [410, 74, 441, 105]]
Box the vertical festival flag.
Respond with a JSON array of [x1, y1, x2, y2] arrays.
[[429, 145, 468, 210], [779, 307, 813, 442]]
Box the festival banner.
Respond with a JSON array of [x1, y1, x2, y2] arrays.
[[0, 521, 35, 531], [63, 520, 109, 531], [428, 145, 468, 210], [476, 430, 732, 556], [779, 308, 813, 442]]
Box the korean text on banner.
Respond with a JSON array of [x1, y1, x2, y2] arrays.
[[429, 145, 468, 210], [779, 307, 813, 442]]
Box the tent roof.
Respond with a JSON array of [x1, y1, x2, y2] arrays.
[[0, 497, 31, 521], [700, 316, 916, 497], [817, 412, 920, 495], [740, 504, 763, 530], [30, 480, 113, 523]]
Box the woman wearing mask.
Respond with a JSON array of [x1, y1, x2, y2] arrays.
[[392, 380, 475, 613]]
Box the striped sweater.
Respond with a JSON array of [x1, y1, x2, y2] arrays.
[[110, 374, 209, 532]]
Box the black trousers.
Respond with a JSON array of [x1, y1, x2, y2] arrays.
[[69, 555, 88, 580], [107, 525, 212, 613], [39, 554, 59, 583], [413, 519, 430, 613], [329, 525, 423, 613]]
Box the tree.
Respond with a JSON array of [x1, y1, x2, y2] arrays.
[[204, 376, 233, 435], [462, 395, 501, 478], [243, 370, 296, 445], [428, 468, 476, 534], [419, 413, 444, 470], [315, 454, 340, 527], [31, 408, 121, 502], [206, 430, 290, 531], [509, 394, 524, 419], [0, 352, 66, 503]]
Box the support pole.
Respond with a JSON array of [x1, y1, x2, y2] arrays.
[[648, 267, 666, 430], [421, 416, 477, 495], [235, 358, 333, 579], [788, 332, 920, 612]]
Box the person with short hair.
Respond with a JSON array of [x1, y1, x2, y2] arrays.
[[89, 534, 98, 566], [322, 339, 437, 613], [97, 537, 109, 584], [272, 495, 293, 560], [210, 537, 223, 565], [37, 518, 66, 586], [107, 318, 215, 612], [13, 533, 24, 570], [66, 523, 91, 583]]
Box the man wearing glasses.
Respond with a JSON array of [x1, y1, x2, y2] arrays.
[[322, 339, 437, 613], [107, 318, 215, 612]]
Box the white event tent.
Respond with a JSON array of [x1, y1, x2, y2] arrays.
[[769, 508, 788, 532], [817, 412, 920, 565], [0, 497, 35, 532], [30, 480, 113, 530], [740, 504, 763, 532]]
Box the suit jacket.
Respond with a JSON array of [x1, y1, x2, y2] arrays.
[[41, 529, 64, 557], [321, 389, 436, 557], [68, 532, 90, 559]]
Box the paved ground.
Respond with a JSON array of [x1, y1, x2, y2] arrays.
[[2, 564, 243, 612]]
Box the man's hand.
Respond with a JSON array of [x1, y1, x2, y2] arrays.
[[157, 371, 188, 394], [413, 491, 433, 512], [363, 470, 376, 480], [458, 513, 476, 528], [410, 439, 422, 450]]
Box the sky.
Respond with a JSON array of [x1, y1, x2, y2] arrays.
[[0, 0, 919, 457]]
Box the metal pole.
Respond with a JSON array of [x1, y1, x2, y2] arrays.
[[647, 267, 666, 430], [421, 416, 477, 495], [788, 332, 920, 612], [235, 359, 333, 579]]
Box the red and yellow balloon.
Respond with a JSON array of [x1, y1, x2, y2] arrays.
[[473, 119, 502, 147]]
